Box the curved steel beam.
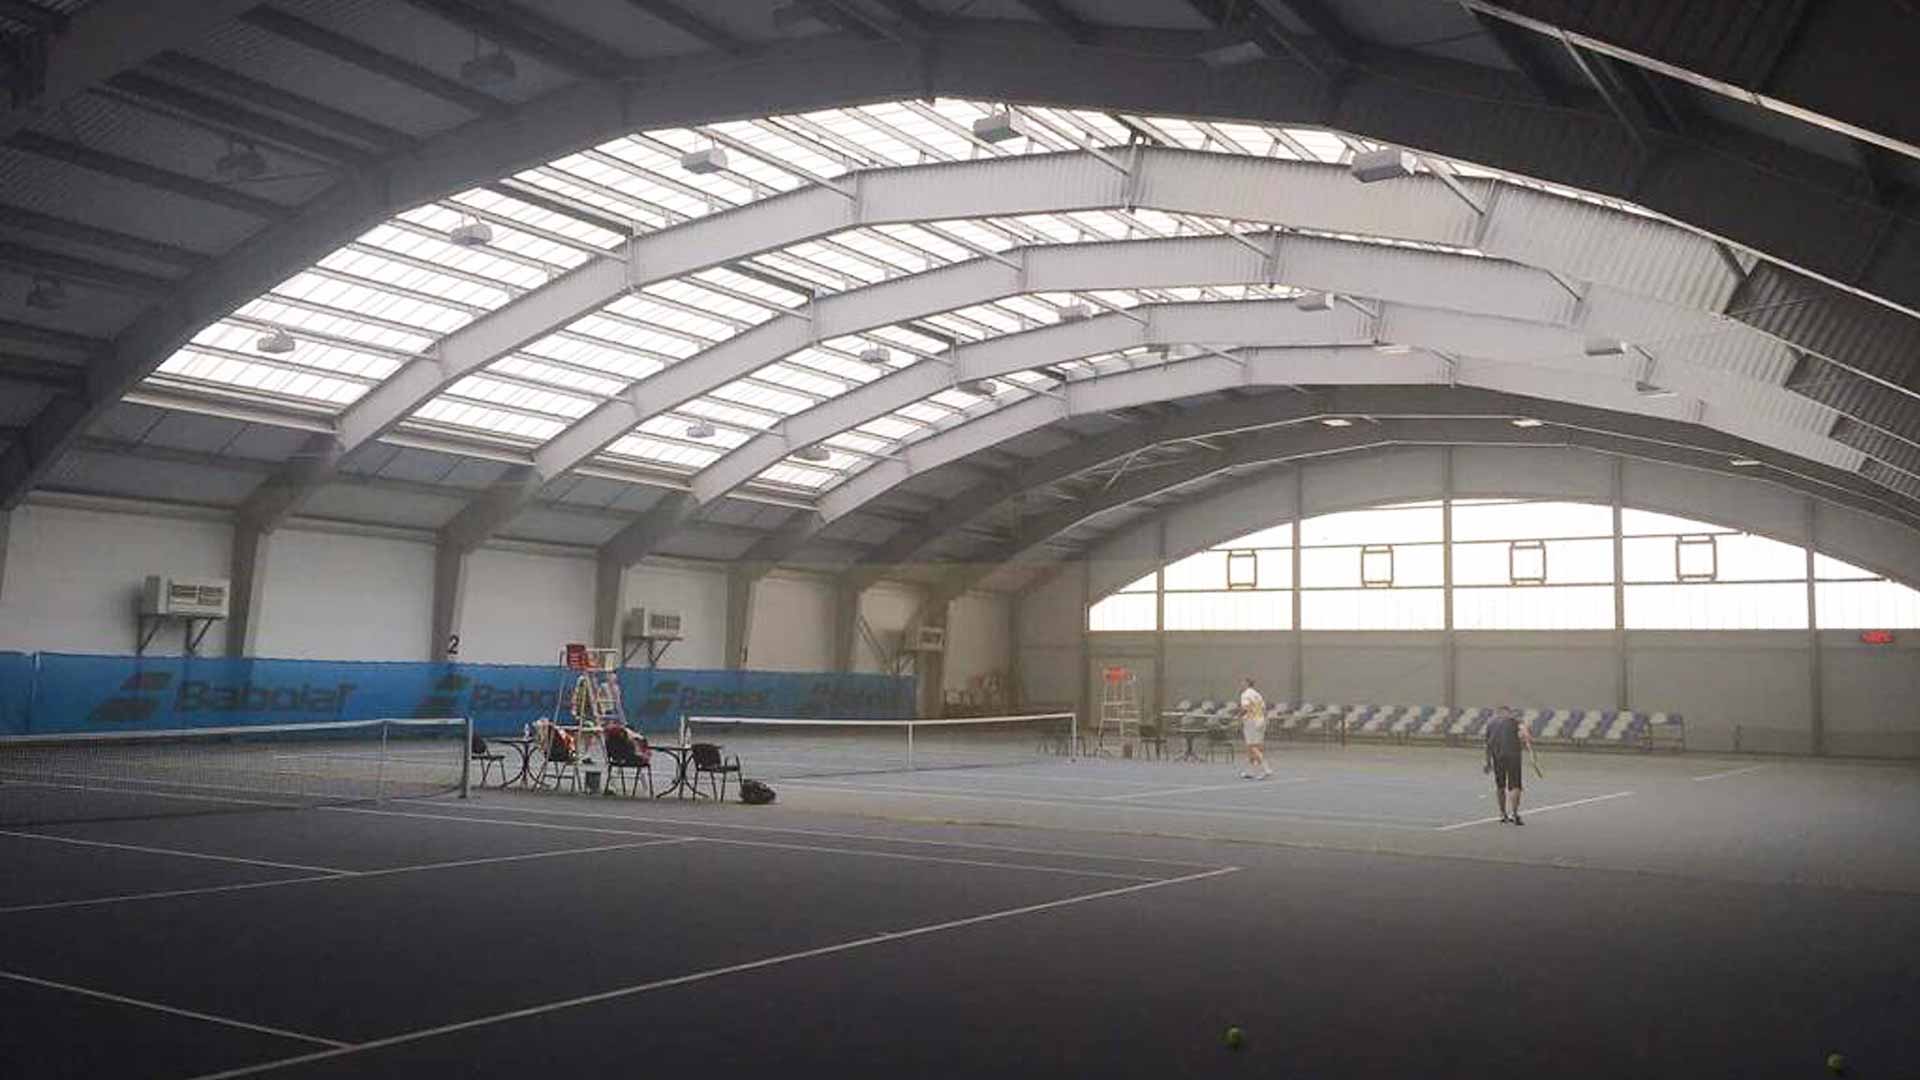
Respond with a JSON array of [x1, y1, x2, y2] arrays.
[[10, 24, 1920, 514], [906, 403, 1920, 616]]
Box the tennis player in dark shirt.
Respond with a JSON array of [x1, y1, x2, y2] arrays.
[[1484, 707, 1532, 825]]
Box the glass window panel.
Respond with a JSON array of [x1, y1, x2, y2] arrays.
[[1622, 536, 1678, 583], [1454, 585, 1614, 630], [1257, 550, 1292, 590], [1300, 503, 1442, 546], [1391, 543, 1444, 587], [1677, 536, 1718, 582], [1301, 546, 1361, 588], [1216, 522, 1293, 549], [1621, 508, 1730, 537], [1815, 580, 1920, 629], [1089, 593, 1156, 632], [1625, 583, 1808, 629], [1715, 533, 1808, 582], [1509, 541, 1546, 584], [1813, 554, 1878, 581], [1361, 545, 1395, 587], [1226, 550, 1257, 590], [1118, 572, 1157, 594], [1164, 591, 1291, 631], [1453, 541, 1511, 586], [1302, 588, 1444, 630], [1163, 550, 1227, 591], [1450, 499, 1612, 541]]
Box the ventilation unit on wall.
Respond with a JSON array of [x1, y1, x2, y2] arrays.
[[140, 576, 231, 619], [623, 607, 684, 641], [911, 625, 946, 652]]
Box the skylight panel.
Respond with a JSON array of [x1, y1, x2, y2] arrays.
[[238, 298, 438, 353], [567, 313, 704, 358], [749, 251, 844, 293], [825, 429, 891, 456], [604, 294, 734, 341], [488, 355, 624, 397], [636, 413, 751, 449], [927, 388, 982, 411], [718, 119, 848, 180], [1283, 128, 1349, 163], [680, 398, 777, 431], [712, 378, 815, 415], [857, 415, 920, 441], [454, 188, 625, 250], [524, 162, 677, 227], [759, 463, 837, 489], [897, 401, 950, 425], [782, 349, 873, 385], [866, 324, 949, 355], [604, 433, 721, 469], [813, 107, 918, 166], [694, 266, 808, 308], [521, 334, 661, 383], [919, 218, 1015, 254], [754, 362, 848, 400]]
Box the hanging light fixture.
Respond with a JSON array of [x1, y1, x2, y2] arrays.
[[449, 216, 493, 247], [685, 420, 716, 440], [792, 445, 831, 463], [255, 327, 296, 355], [215, 139, 267, 181]]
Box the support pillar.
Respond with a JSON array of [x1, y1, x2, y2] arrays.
[[724, 568, 756, 670], [1441, 448, 1456, 711], [1290, 468, 1305, 703], [430, 544, 469, 662], [1078, 559, 1093, 734], [1611, 457, 1628, 711], [592, 556, 625, 650], [831, 583, 860, 673], [0, 508, 12, 607], [226, 523, 271, 657], [916, 602, 948, 719], [1805, 497, 1824, 756]]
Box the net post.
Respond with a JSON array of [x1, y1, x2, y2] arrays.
[[906, 722, 914, 771], [459, 716, 473, 799], [377, 720, 389, 803], [1070, 711, 1078, 761]]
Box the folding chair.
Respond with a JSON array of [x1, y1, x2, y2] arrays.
[[470, 732, 505, 788], [690, 742, 742, 801], [605, 726, 653, 797], [533, 719, 580, 791]]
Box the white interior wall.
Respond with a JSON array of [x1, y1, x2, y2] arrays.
[[253, 528, 434, 661], [458, 547, 596, 665], [944, 591, 1010, 694], [748, 572, 835, 671], [623, 560, 728, 670], [0, 501, 232, 655], [854, 582, 921, 674]]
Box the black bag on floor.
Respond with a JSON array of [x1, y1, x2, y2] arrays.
[[739, 779, 776, 805]]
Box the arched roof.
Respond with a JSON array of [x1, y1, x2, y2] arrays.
[[3, 1, 1918, 595]]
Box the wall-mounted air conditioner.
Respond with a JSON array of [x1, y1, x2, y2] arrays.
[[141, 576, 231, 619], [623, 607, 684, 640], [912, 625, 946, 652]]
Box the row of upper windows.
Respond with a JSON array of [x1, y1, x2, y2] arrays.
[[1090, 501, 1920, 632]]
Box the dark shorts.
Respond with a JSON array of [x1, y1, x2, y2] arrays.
[[1492, 753, 1524, 791]]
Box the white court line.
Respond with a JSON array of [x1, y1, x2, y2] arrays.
[[333, 806, 1161, 882], [1100, 778, 1310, 800], [776, 779, 1441, 830], [0, 828, 351, 874], [434, 800, 1224, 869], [0, 969, 347, 1049], [0, 839, 685, 916], [1692, 764, 1772, 782], [186, 865, 1241, 1080], [1434, 790, 1635, 831]]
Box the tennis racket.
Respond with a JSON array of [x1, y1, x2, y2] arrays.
[[1528, 741, 1545, 779]]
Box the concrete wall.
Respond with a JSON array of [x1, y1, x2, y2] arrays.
[[749, 573, 835, 672], [254, 528, 435, 661], [853, 582, 921, 674], [622, 560, 729, 670], [458, 547, 596, 665], [1302, 632, 1447, 706], [1457, 632, 1616, 709], [945, 591, 1011, 696], [0, 501, 232, 654]]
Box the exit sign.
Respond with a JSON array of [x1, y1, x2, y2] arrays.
[[1860, 630, 1896, 645]]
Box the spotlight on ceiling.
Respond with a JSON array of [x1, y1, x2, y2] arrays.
[[255, 327, 296, 355], [680, 147, 729, 175], [859, 346, 892, 367], [1511, 417, 1544, 428], [215, 141, 267, 181], [1728, 457, 1762, 467], [685, 420, 716, 440], [1295, 291, 1336, 311], [1349, 147, 1416, 183], [1584, 339, 1627, 357], [1634, 380, 1677, 398], [1320, 417, 1353, 428], [971, 110, 1028, 144], [959, 378, 999, 397], [25, 276, 67, 311], [1057, 303, 1092, 322], [792, 444, 831, 463], [460, 49, 517, 87], [449, 218, 493, 247]]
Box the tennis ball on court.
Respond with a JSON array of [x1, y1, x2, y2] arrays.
[[1223, 1026, 1244, 1050], [1825, 1052, 1846, 1074]]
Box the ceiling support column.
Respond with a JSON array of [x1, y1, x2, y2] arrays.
[[832, 583, 860, 674], [592, 555, 625, 651], [1805, 496, 1825, 757], [0, 509, 11, 608], [724, 567, 756, 671], [431, 543, 469, 663], [225, 523, 270, 658]]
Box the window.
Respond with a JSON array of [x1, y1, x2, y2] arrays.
[[1086, 499, 1917, 634]]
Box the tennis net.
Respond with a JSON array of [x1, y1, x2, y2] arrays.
[[0, 717, 471, 827], [679, 713, 1077, 779]]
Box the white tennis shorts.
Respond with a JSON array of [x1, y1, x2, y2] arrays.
[[1243, 717, 1268, 744]]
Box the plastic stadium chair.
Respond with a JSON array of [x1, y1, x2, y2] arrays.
[[604, 726, 653, 797], [1409, 707, 1452, 742], [1569, 709, 1610, 746], [690, 742, 742, 800]]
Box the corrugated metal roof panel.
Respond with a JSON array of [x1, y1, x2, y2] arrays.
[[1481, 186, 1740, 311]]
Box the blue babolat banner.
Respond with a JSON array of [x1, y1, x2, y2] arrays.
[[0, 652, 31, 735], [0, 652, 912, 737]]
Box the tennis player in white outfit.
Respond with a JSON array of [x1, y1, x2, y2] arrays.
[[1239, 677, 1272, 779]]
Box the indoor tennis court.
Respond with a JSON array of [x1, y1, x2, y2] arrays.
[[2, 759, 1915, 1080]]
